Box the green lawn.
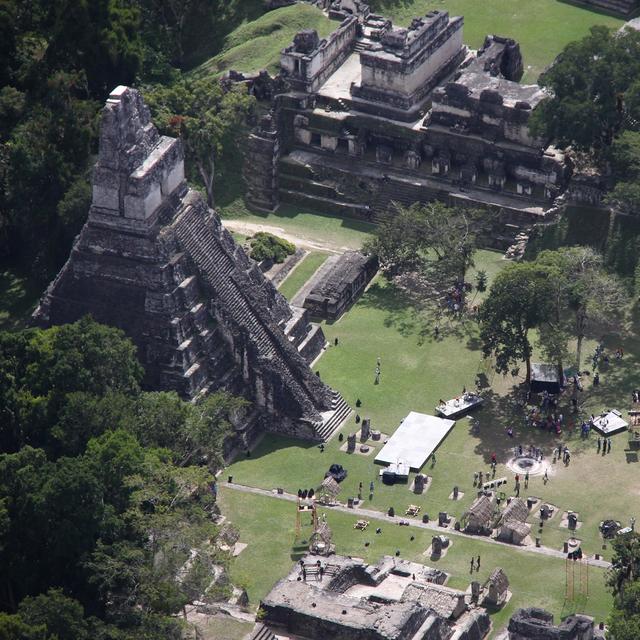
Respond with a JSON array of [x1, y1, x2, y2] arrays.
[[278, 251, 329, 300], [190, 5, 334, 79], [370, 0, 623, 82], [222, 239, 640, 628], [218, 488, 612, 636], [0, 269, 41, 331], [228, 268, 640, 561], [192, 0, 622, 84]]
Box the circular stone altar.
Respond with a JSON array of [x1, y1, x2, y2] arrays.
[[506, 456, 546, 476]]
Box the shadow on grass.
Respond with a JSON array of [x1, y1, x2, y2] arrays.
[[290, 542, 309, 562], [358, 281, 479, 346], [249, 434, 317, 462]]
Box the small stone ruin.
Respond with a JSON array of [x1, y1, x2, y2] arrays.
[[258, 554, 491, 640], [507, 607, 595, 640], [303, 251, 378, 321]]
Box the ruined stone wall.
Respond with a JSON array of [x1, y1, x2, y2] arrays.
[[262, 600, 430, 640], [354, 12, 465, 113], [281, 17, 358, 93], [507, 608, 594, 640]]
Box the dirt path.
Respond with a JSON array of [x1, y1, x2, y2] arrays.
[[222, 220, 345, 254], [220, 482, 611, 569]]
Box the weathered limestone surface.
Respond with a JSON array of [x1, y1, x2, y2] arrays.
[[353, 11, 465, 116], [34, 86, 348, 444], [303, 251, 378, 320], [244, 1, 572, 236], [259, 554, 490, 640], [507, 608, 594, 640]]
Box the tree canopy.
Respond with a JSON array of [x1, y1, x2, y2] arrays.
[[364, 201, 482, 285], [479, 248, 625, 381], [479, 261, 550, 382], [144, 77, 256, 208], [0, 317, 246, 637], [249, 232, 296, 264], [0, 0, 265, 280], [607, 532, 640, 639], [530, 25, 640, 152]]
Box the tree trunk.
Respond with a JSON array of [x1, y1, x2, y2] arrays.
[[197, 155, 215, 209], [525, 355, 531, 384], [576, 333, 584, 372]]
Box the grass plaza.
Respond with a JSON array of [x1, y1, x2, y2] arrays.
[[217, 203, 640, 636]]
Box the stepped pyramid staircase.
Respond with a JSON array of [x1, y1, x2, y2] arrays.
[[34, 85, 351, 445], [248, 623, 278, 640], [172, 194, 350, 442]]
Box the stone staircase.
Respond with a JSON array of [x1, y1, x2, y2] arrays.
[[248, 623, 277, 640], [313, 391, 352, 441], [371, 178, 441, 223], [172, 195, 339, 437], [174, 204, 278, 360], [574, 0, 638, 15]]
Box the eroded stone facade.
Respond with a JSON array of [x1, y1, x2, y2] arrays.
[[244, 4, 571, 250], [34, 86, 350, 446]]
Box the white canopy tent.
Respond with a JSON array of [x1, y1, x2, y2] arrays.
[[375, 411, 456, 471], [592, 410, 628, 436]]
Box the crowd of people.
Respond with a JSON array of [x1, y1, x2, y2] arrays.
[[444, 281, 470, 315]]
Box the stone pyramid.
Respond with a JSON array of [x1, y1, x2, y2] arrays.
[[34, 86, 349, 444]]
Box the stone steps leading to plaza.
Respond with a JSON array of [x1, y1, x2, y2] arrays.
[[248, 623, 278, 640], [313, 391, 352, 441], [173, 196, 335, 432], [280, 188, 372, 220], [371, 177, 443, 223], [570, 0, 639, 15]]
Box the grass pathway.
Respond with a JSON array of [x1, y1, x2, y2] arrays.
[[220, 482, 611, 568], [278, 251, 329, 300]]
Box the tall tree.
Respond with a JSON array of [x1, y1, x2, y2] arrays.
[[536, 247, 625, 370], [607, 532, 640, 639], [364, 201, 482, 285], [530, 25, 640, 152], [479, 262, 550, 382], [145, 78, 255, 208], [605, 131, 640, 215]]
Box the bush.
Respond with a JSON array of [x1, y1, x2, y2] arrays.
[[475, 270, 488, 292], [249, 232, 295, 264]]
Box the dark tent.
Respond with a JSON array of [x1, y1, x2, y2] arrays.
[[530, 363, 562, 394]]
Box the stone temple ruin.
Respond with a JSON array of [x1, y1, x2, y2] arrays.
[[33, 86, 350, 447], [244, 1, 570, 252], [256, 554, 492, 640], [303, 250, 378, 320], [507, 608, 595, 640]]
